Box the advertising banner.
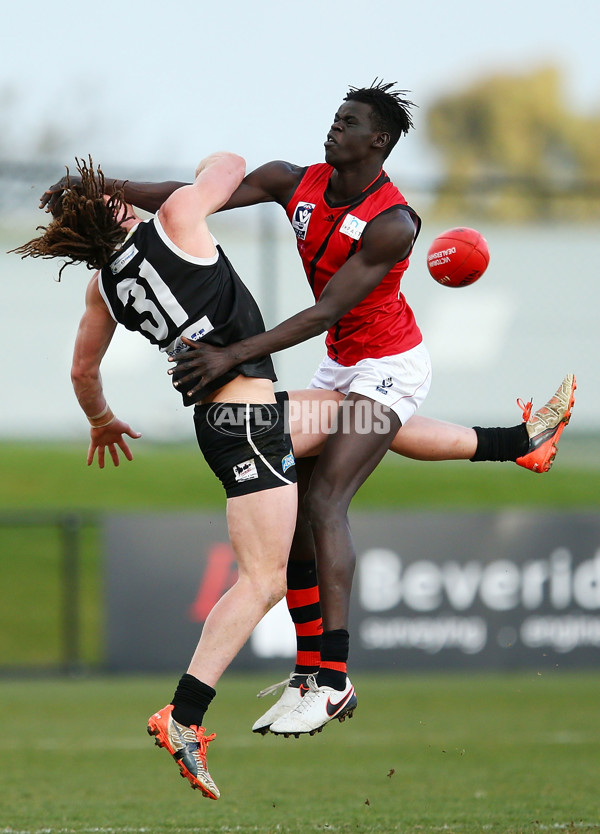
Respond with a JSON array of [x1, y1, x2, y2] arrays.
[[104, 511, 600, 672]]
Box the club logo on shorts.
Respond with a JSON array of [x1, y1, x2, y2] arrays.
[[340, 213, 367, 240], [292, 202, 315, 240], [233, 458, 259, 483], [376, 377, 393, 394], [281, 451, 295, 473], [206, 403, 280, 437]]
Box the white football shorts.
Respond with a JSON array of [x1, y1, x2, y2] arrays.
[[308, 341, 432, 425]]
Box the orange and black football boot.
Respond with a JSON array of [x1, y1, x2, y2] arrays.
[[516, 373, 576, 473]]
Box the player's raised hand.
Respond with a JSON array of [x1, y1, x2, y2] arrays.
[[39, 173, 83, 213]]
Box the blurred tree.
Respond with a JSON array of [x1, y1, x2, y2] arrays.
[[426, 66, 600, 221]]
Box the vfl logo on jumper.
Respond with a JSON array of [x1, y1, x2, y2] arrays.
[[340, 213, 367, 240], [207, 403, 280, 437], [164, 316, 214, 356], [233, 458, 258, 483], [110, 244, 138, 274], [376, 377, 393, 395], [292, 202, 315, 240]]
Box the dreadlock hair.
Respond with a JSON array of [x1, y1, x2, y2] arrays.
[[11, 156, 129, 279], [345, 79, 416, 157]]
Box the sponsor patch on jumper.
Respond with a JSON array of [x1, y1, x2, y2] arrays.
[[110, 244, 138, 274], [282, 451, 295, 473], [340, 213, 366, 240], [164, 316, 214, 356], [233, 458, 258, 483], [292, 202, 315, 240]]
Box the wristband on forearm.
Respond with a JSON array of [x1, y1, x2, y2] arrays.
[[88, 404, 115, 429]]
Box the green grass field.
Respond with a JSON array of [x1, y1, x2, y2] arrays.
[[2, 441, 599, 832], [2, 671, 599, 833], [2, 438, 599, 511]]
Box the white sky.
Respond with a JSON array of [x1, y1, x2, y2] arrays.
[[2, 0, 599, 179]]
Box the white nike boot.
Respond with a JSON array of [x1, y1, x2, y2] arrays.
[[269, 674, 357, 737], [251, 674, 305, 734]]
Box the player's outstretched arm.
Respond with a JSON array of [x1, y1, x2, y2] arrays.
[[40, 158, 301, 216], [71, 274, 142, 468], [40, 174, 188, 215], [157, 152, 247, 259], [218, 160, 303, 209]]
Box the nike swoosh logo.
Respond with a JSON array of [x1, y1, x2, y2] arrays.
[[325, 687, 355, 717]]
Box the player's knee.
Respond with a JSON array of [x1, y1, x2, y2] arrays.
[[303, 485, 347, 530], [263, 575, 287, 612], [255, 568, 287, 613]]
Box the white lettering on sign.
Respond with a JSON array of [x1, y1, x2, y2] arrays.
[[359, 548, 600, 613]]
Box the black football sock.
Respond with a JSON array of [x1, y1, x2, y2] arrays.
[[171, 673, 216, 728], [470, 424, 529, 462], [316, 629, 349, 691]]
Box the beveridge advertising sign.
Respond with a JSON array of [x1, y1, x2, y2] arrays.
[[348, 512, 600, 670], [105, 511, 600, 672]]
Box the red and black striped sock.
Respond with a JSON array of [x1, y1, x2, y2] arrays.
[[286, 559, 322, 683], [316, 629, 349, 691]]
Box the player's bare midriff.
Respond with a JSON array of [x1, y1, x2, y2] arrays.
[[201, 375, 277, 405]]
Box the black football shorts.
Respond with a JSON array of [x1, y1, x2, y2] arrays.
[[194, 391, 296, 498]]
